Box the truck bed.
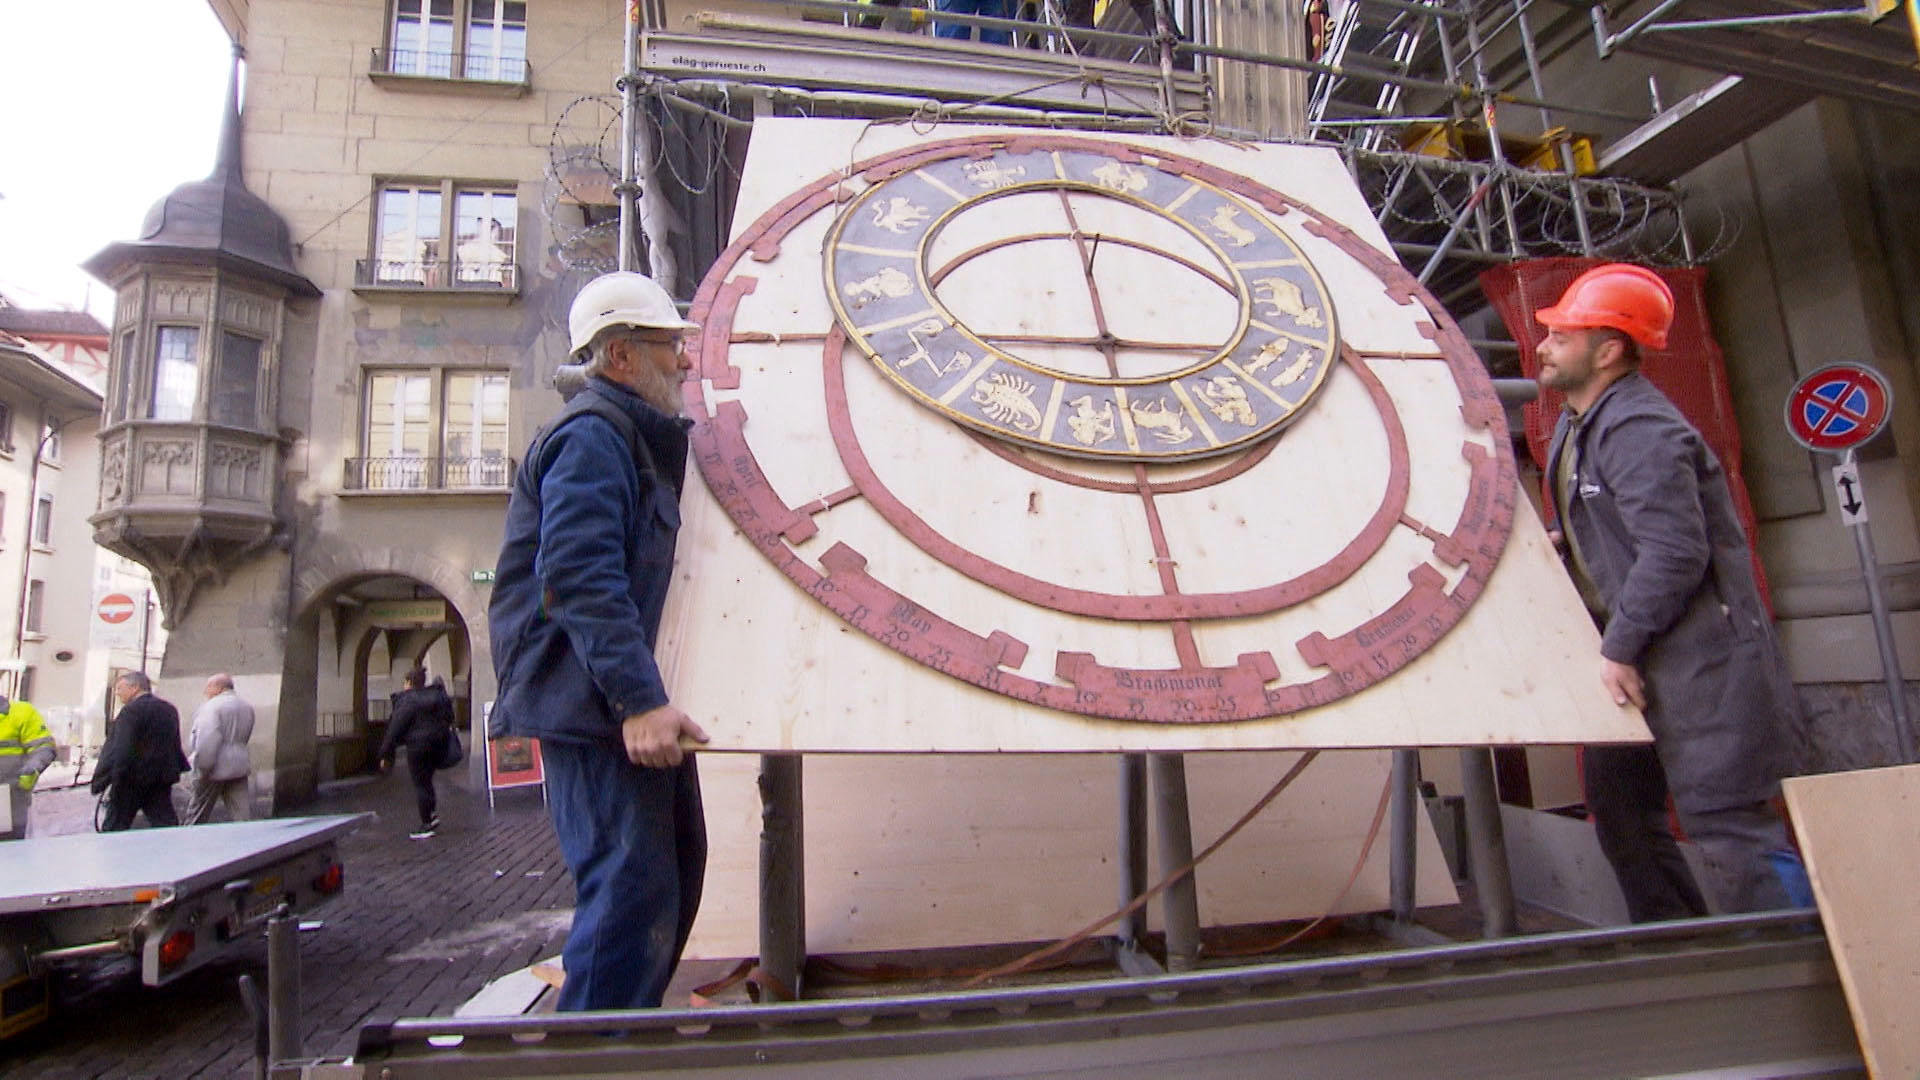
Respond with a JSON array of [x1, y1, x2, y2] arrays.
[[0, 815, 369, 915]]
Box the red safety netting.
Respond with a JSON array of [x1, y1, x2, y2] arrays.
[[1480, 257, 1773, 610]]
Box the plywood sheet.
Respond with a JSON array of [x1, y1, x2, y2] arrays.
[[660, 118, 1652, 753], [1781, 764, 1920, 1079], [684, 749, 1456, 959]]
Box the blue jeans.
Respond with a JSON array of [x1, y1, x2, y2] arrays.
[[935, 0, 1014, 43], [543, 739, 706, 1010]]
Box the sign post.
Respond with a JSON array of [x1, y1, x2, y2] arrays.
[[92, 591, 140, 652], [479, 702, 547, 809], [1786, 362, 1913, 763]]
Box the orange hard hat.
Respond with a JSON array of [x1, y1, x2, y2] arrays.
[[1534, 263, 1674, 350]]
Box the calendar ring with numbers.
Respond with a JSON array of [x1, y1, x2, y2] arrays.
[[686, 133, 1516, 724]]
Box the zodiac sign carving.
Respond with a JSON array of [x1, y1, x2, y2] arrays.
[[1206, 205, 1257, 248], [1245, 340, 1315, 386], [1128, 397, 1195, 444], [1245, 340, 1289, 375], [1252, 277, 1325, 328], [1066, 395, 1117, 446], [843, 266, 915, 304], [1270, 349, 1315, 387], [971, 371, 1045, 432], [964, 160, 1028, 189], [872, 197, 931, 233], [1194, 376, 1257, 426], [900, 319, 973, 378], [1090, 161, 1149, 195]]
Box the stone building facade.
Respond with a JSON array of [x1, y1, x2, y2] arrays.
[[85, 0, 1920, 811], [85, 1, 648, 809]]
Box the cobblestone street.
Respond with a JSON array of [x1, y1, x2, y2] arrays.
[[1, 770, 575, 1078]]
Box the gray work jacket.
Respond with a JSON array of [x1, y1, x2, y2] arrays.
[[1546, 373, 1797, 812]]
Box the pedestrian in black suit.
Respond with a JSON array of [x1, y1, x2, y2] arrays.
[[93, 671, 190, 831]]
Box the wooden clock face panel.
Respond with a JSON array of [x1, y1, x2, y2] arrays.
[[686, 133, 1515, 725]]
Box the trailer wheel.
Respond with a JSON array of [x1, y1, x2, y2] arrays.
[[0, 934, 53, 1040]]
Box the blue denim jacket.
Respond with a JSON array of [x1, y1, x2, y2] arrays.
[[488, 377, 691, 745]]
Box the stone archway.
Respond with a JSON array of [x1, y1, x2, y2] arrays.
[[272, 540, 494, 810]]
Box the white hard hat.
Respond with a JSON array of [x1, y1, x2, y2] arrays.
[[567, 271, 698, 357]]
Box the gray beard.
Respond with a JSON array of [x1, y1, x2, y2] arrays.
[[631, 365, 686, 416]]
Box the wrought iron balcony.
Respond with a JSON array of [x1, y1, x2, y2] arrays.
[[343, 455, 515, 492], [353, 257, 518, 293], [368, 48, 532, 89]]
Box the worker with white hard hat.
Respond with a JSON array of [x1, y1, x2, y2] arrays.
[[489, 269, 711, 1009]]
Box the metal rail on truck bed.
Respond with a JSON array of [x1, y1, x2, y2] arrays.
[[295, 911, 1861, 1079], [0, 815, 369, 916]]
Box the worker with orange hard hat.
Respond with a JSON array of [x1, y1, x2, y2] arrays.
[[1538, 263, 1806, 921]]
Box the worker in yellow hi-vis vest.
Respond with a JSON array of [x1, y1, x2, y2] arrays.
[[0, 694, 55, 840]]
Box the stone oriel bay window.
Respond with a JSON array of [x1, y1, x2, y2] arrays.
[[356, 180, 519, 294], [347, 368, 512, 492], [108, 302, 273, 434], [83, 44, 319, 627], [94, 277, 283, 511], [85, 272, 301, 624]]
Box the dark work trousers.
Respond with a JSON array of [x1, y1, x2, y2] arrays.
[[102, 781, 180, 831], [1584, 744, 1792, 921], [542, 739, 706, 1011], [406, 746, 439, 827]]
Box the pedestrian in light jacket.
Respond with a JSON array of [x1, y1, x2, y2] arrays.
[[185, 673, 255, 824]]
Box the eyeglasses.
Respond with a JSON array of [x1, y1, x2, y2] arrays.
[[627, 334, 689, 353]]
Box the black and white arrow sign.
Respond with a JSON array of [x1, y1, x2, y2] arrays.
[[1833, 461, 1869, 526]]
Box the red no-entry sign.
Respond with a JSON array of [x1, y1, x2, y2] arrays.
[[97, 593, 136, 624], [1786, 363, 1892, 452]]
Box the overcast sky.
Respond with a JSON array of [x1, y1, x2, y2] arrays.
[[0, 1, 233, 320]]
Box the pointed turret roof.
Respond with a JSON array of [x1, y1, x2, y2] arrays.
[[84, 45, 319, 297]]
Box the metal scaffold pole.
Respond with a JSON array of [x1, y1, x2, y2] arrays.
[[616, 1, 680, 288], [1150, 753, 1202, 970], [1512, 0, 1594, 254], [1117, 754, 1151, 957], [619, 0, 641, 275], [1462, 5, 1522, 258], [1388, 748, 1419, 922], [758, 754, 806, 997]]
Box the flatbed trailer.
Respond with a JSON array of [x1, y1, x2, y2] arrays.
[[283, 910, 1862, 1079], [0, 813, 370, 1038]]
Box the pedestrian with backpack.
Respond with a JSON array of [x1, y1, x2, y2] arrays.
[[377, 667, 458, 839]]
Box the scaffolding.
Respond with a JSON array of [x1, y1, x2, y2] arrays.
[[557, 1, 1724, 368], [564, 0, 1916, 356]]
